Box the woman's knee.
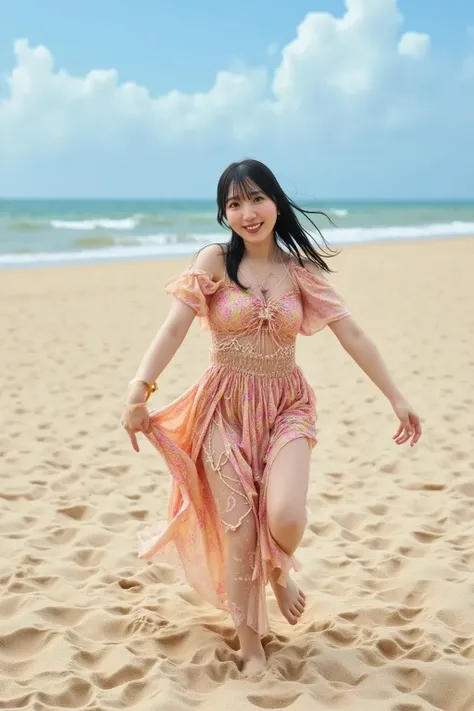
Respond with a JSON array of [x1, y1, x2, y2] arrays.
[[268, 504, 307, 543]]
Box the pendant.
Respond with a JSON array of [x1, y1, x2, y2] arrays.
[[260, 285, 268, 295], [260, 307, 270, 322]]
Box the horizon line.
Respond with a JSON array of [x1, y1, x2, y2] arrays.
[[1, 196, 473, 203]]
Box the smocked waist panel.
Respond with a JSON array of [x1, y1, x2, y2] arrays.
[[209, 339, 296, 377]]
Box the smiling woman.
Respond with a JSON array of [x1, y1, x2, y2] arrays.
[[227, 187, 271, 237], [121, 158, 422, 676], [216, 159, 338, 291]]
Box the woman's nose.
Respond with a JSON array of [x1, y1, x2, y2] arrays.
[[242, 202, 257, 218]]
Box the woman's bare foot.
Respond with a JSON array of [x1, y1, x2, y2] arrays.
[[238, 627, 267, 675], [242, 648, 267, 676], [270, 571, 306, 625]]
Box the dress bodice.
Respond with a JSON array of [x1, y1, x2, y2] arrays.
[[208, 283, 303, 341], [165, 259, 349, 376]]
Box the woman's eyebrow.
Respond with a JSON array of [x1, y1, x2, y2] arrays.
[[226, 190, 261, 204]]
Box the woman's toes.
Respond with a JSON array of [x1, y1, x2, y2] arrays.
[[271, 574, 306, 625]]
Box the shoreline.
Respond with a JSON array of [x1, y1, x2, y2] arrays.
[[1, 232, 473, 272]]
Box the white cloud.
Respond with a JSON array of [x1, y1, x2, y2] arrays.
[[273, 0, 402, 104], [0, 0, 472, 196], [0, 39, 267, 153], [269, 1, 438, 140], [398, 31, 430, 59]]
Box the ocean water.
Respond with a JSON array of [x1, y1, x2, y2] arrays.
[[1, 198, 473, 269]]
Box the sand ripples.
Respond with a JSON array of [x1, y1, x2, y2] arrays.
[[1, 241, 474, 709]]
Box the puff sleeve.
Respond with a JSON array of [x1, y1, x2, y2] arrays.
[[165, 268, 223, 318], [292, 263, 350, 336]]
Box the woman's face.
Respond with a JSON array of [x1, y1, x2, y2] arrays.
[[225, 181, 278, 245]]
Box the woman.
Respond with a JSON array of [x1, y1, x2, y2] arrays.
[[121, 158, 422, 675]]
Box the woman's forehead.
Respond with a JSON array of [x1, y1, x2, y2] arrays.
[[227, 179, 262, 200]]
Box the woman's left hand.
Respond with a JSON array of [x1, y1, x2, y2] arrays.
[[391, 397, 422, 447]]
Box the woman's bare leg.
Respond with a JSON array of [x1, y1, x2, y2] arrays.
[[266, 438, 311, 624], [203, 424, 266, 674]]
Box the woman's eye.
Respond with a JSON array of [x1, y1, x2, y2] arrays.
[[254, 195, 264, 202]]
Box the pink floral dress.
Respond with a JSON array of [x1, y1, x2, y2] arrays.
[[138, 259, 349, 635]]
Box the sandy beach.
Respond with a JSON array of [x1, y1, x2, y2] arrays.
[[1, 237, 474, 710]]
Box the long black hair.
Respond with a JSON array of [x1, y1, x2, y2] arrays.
[[216, 158, 339, 289]]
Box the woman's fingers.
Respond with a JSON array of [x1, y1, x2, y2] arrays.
[[393, 413, 422, 446], [121, 406, 151, 452], [395, 429, 409, 445], [122, 421, 144, 453], [393, 423, 403, 440], [393, 419, 410, 444], [128, 429, 140, 452], [410, 417, 422, 446]]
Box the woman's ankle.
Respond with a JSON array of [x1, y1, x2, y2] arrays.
[[237, 626, 264, 657]]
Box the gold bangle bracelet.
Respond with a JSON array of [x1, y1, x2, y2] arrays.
[[128, 378, 158, 401]]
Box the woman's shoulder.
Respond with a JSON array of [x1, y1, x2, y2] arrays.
[[190, 243, 227, 282], [286, 255, 326, 278]]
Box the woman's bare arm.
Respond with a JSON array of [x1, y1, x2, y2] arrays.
[[301, 261, 421, 445], [126, 244, 225, 404], [328, 315, 403, 404], [328, 314, 421, 445], [127, 300, 197, 404]]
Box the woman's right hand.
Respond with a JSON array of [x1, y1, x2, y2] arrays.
[[120, 403, 150, 452]]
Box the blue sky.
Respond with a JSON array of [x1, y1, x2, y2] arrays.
[[1, 0, 473, 198]]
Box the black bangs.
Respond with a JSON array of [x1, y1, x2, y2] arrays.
[[227, 176, 263, 204]]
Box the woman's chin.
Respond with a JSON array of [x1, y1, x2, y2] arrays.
[[240, 227, 273, 244]]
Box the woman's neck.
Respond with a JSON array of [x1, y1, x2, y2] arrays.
[[243, 236, 277, 262]]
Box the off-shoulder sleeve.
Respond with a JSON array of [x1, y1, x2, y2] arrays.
[[292, 263, 350, 336], [165, 268, 223, 318]]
